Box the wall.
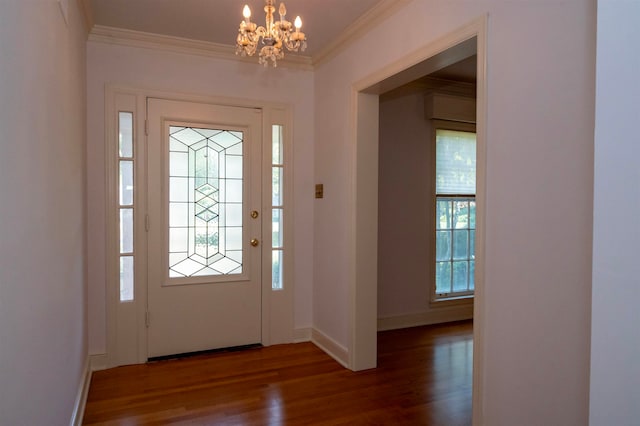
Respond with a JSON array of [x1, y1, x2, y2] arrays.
[[87, 42, 315, 355], [590, 1, 640, 424], [378, 91, 433, 322], [0, 1, 87, 424], [314, 1, 595, 424]]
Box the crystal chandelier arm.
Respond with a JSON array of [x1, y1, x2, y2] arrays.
[[281, 16, 305, 52]]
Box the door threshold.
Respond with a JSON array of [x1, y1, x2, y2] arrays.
[[148, 343, 263, 363]]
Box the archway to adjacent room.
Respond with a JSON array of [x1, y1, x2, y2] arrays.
[[349, 16, 487, 423]]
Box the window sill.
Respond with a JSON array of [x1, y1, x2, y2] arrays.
[[430, 294, 474, 308]]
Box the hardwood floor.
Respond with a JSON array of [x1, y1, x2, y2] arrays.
[[83, 320, 473, 425]]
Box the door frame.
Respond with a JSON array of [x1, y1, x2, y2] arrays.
[[104, 86, 295, 367], [348, 16, 488, 423]]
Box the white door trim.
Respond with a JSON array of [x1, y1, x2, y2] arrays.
[[104, 86, 295, 367], [348, 15, 488, 424]]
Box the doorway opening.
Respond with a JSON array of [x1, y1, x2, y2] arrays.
[[349, 17, 487, 423], [377, 54, 477, 329]]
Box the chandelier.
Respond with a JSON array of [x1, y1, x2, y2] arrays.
[[235, 0, 307, 67]]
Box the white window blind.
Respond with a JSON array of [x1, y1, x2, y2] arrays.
[[436, 130, 477, 195]]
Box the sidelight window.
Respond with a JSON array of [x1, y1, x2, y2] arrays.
[[272, 125, 284, 290], [118, 112, 135, 302]]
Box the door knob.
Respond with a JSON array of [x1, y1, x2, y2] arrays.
[[250, 238, 259, 247], [251, 210, 259, 219]]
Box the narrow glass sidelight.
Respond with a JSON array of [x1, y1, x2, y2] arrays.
[[118, 112, 134, 302], [271, 125, 284, 290], [167, 126, 244, 278], [120, 256, 134, 302]]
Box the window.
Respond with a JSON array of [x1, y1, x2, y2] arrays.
[[435, 128, 476, 300], [271, 125, 284, 290], [118, 112, 135, 302], [167, 126, 245, 278]]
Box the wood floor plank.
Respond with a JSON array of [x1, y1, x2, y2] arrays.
[[83, 320, 472, 425]]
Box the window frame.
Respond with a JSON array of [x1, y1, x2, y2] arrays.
[[431, 120, 477, 303]]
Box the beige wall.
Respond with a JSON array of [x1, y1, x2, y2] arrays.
[[314, 1, 595, 424], [0, 1, 87, 424], [378, 91, 433, 320]]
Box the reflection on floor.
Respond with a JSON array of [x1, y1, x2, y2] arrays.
[[83, 320, 473, 425]]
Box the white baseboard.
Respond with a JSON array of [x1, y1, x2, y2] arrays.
[[293, 327, 312, 343], [311, 328, 349, 369], [70, 356, 91, 426], [377, 305, 473, 331], [89, 353, 108, 372]]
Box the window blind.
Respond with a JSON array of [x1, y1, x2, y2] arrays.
[[436, 129, 477, 195]]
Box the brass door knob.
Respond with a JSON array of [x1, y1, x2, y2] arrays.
[[251, 210, 259, 219], [250, 238, 259, 247]]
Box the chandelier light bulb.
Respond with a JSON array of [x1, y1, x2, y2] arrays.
[[294, 15, 302, 30], [243, 5, 251, 20], [279, 3, 287, 19]]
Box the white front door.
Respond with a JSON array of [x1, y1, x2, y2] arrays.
[[147, 98, 262, 358]]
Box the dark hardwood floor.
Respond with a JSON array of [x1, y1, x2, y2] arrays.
[[83, 320, 473, 425]]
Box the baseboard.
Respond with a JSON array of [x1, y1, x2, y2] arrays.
[[69, 356, 91, 426], [89, 353, 108, 372], [293, 327, 312, 343], [311, 328, 349, 368], [377, 305, 473, 331]]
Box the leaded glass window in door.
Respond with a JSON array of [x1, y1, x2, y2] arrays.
[[168, 126, 244, 278]]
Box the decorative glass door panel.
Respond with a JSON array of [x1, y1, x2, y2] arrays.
[[168, 126, 244, 279]]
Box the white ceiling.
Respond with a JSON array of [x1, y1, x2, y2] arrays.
[[88, 0, 385, 59], [87, 0, 476, 83]]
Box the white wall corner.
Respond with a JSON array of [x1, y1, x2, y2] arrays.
[[69, 356, 91, 426], [294, 327, 312, 343], [312, 0, 412, 67], [77, 0, 95, 33], [58, 0, 69, 26], [89, 353, 108, 372], [311, 328, 350, 368]]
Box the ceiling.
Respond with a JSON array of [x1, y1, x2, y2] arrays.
[[429, 55, 477, 84], [87, 0, 476, 83], [88, 0, 385, 59]]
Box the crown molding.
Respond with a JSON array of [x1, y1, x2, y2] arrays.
[[311, 0, 412, 67], [88, 25, 314, 71], [86, 0, 412, 71]]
